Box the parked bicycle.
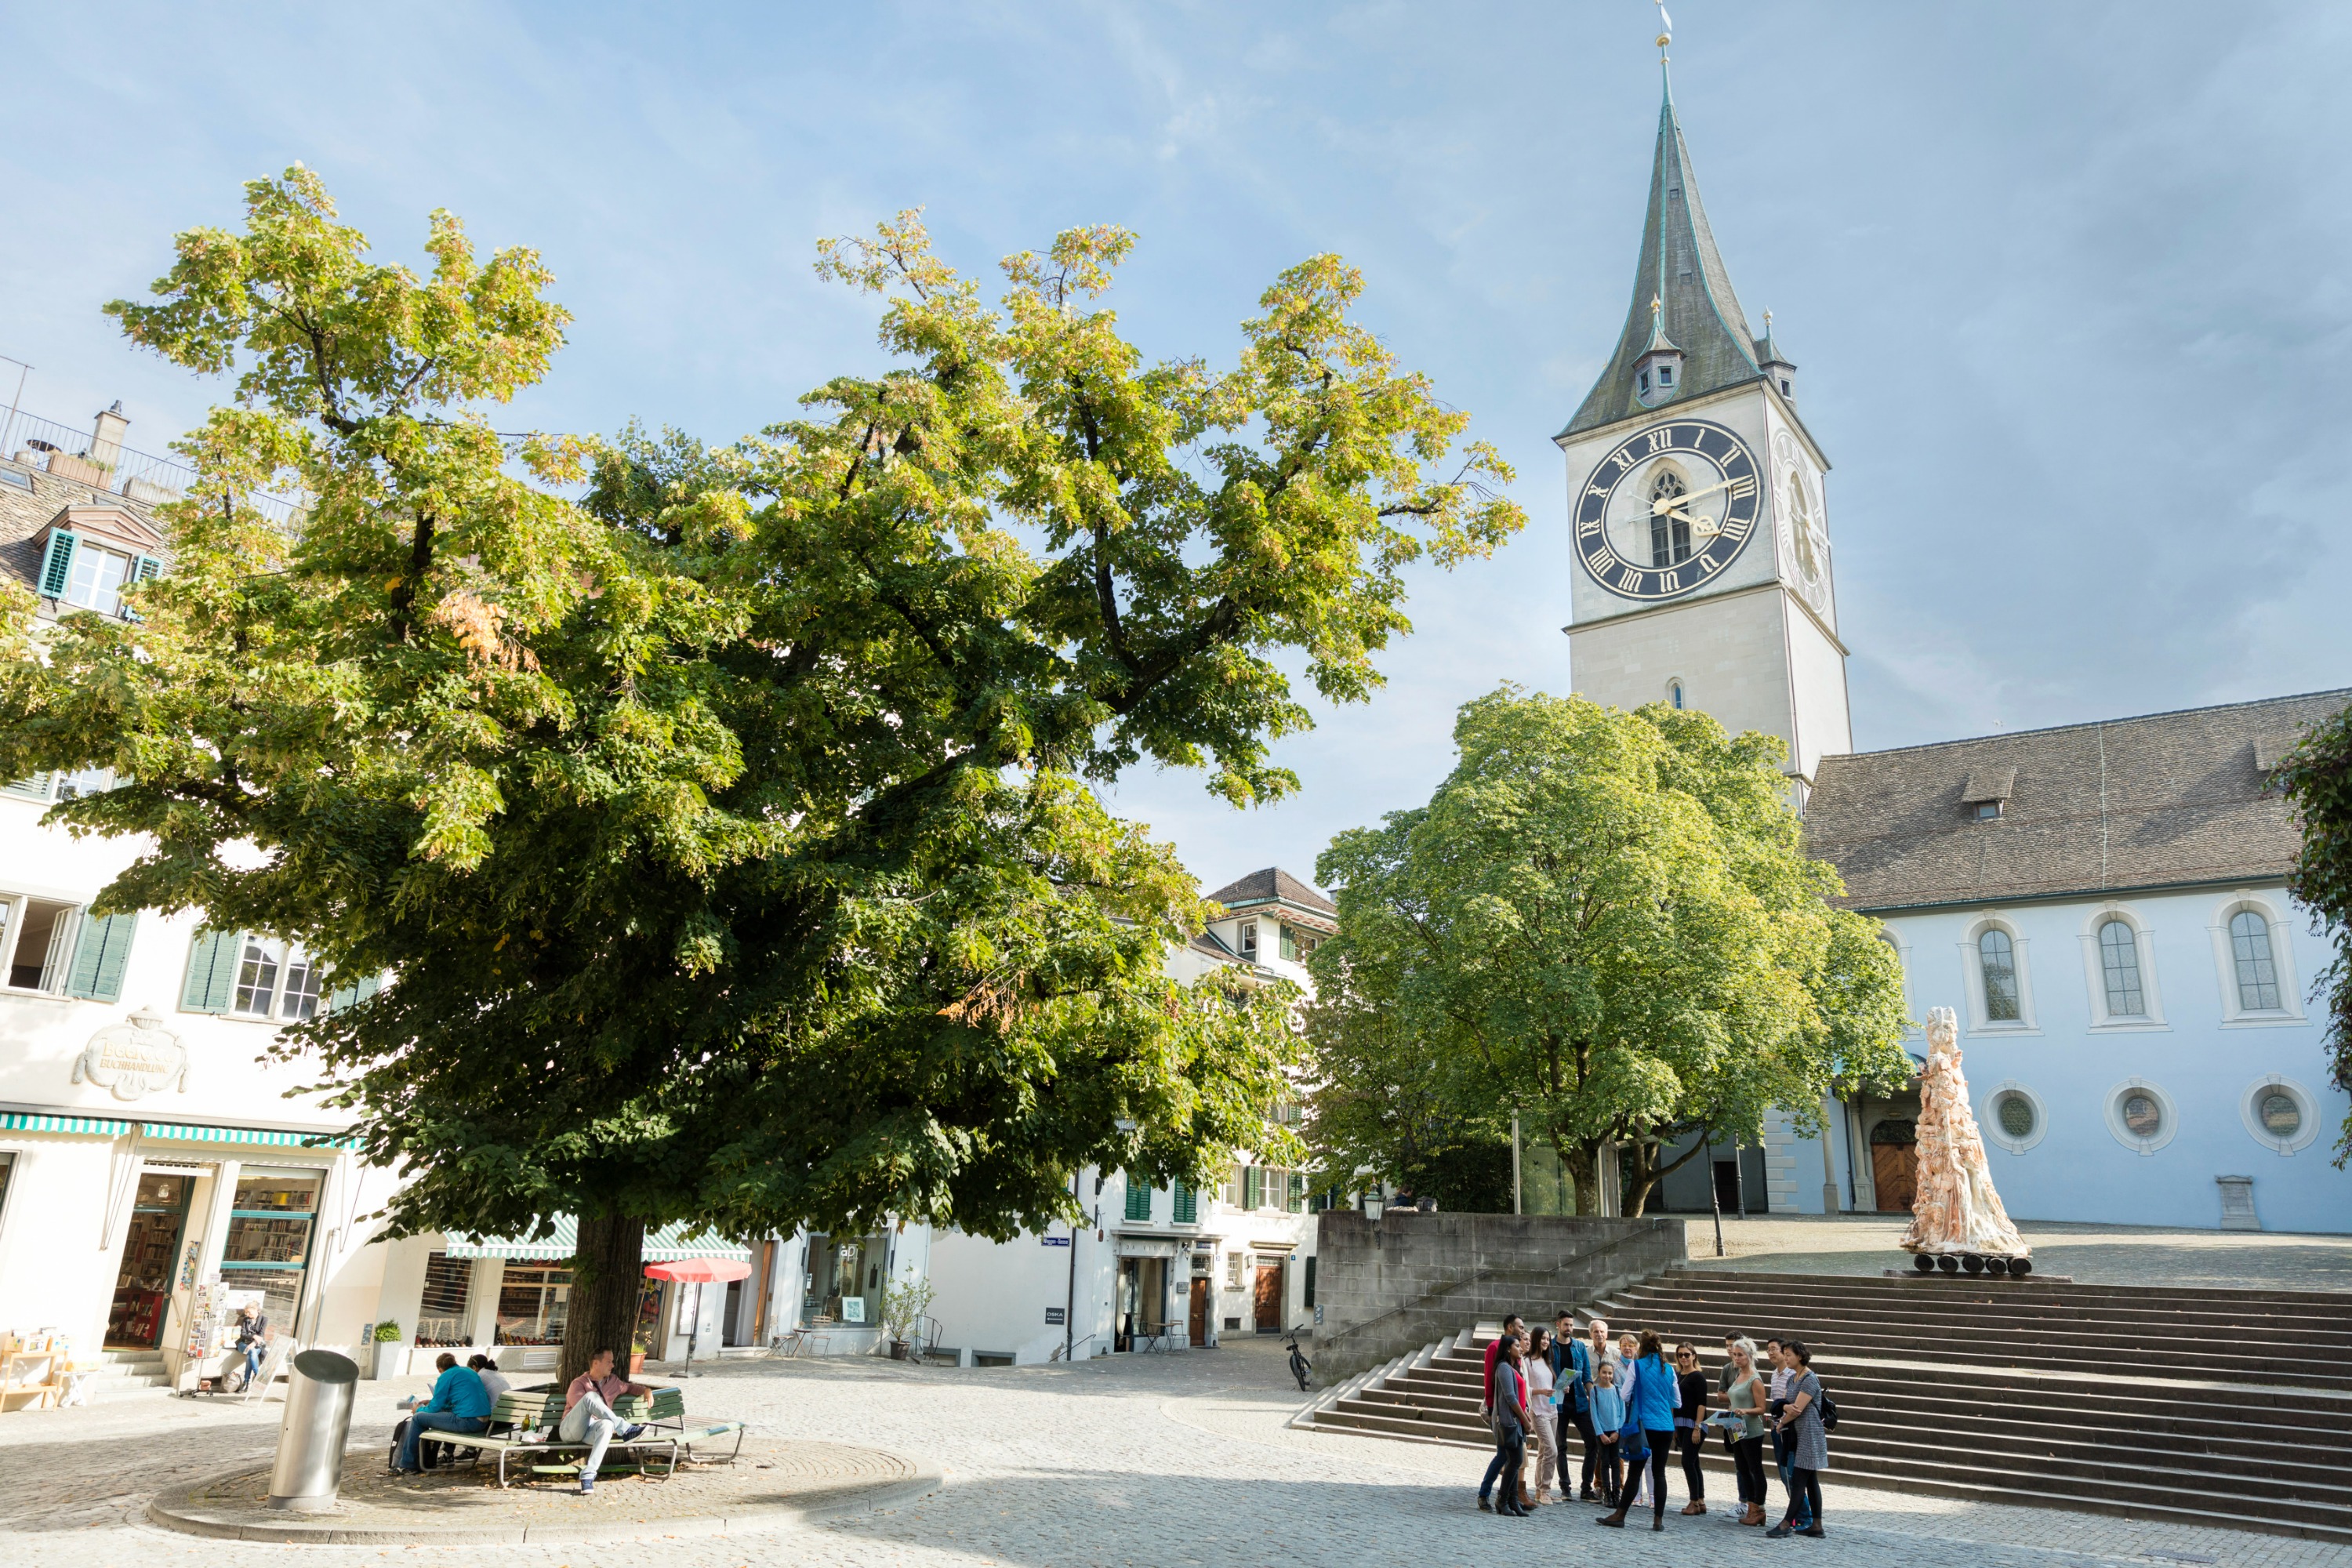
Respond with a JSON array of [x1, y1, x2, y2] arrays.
[[1283, 1328, 1312, 1392]]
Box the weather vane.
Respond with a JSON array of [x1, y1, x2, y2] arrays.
[[1655, 0, 1673, 58]]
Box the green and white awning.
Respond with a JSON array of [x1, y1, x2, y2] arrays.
[[0, 1111, 134, 1135], [140, 1121, 361, 1150], [443, 1216, 750, 1264]]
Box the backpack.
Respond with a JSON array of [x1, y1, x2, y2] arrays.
[[1817, 1386, 1838, 1432]]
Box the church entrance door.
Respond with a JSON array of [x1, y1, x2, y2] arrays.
[[1869, 1120, 1918, 1213]]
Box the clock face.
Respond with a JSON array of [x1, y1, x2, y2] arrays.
[[1573, 419, 1762, 601]]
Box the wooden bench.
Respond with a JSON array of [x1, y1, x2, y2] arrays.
[[428, 1388, 679, 1487], [623, 1386, 747, 1466]]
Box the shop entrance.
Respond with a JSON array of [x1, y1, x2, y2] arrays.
[[1188, 1276, 1210, 1346], [1115, 1256, 1167, 1351], [1252, 1257, 1284, 1333], [107, 1171, 193, 1348]]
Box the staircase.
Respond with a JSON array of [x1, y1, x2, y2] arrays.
[[88, 1347, 172, 1396], [1294, 1266, 2352, 1544]]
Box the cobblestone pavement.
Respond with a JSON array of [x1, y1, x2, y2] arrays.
[[5, 1337, 2346, 1568], [1679, 1214, 2352, 1290]]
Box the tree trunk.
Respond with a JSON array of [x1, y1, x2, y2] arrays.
[[561, 1214, 646, 1387], [1624, 1139, 1657, 1217], [1561, 1140, 1599, 1216]]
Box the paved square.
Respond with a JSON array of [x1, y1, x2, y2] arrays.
[[3, 1334, 2343, 1567]]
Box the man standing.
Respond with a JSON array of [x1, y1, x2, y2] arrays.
[[394, 1352, 491, 1473], [1554, 1311, 1598, 1501], [563, 1346, 653, 1495]]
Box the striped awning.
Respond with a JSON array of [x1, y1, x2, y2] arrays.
[[442, 1216, 750, 1264], [0, 1111, 134, 1135], [140, 1121, 360, 1150]]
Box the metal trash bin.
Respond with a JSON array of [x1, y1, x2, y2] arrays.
[[267, 1349, 361, 1511]]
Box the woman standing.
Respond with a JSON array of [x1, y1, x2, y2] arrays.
[[1718, 1338, 1770, 1526], [1524, 1327, 1561, 1505], [1490, 1334, 1533, 1518], [1767, 1340, 1828, 1539], [1671, 1342, 1708, 1515], [1599, 1330, 1678, 1530]]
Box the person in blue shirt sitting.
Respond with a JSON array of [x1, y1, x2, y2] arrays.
[[394, 1352, 492, 1473]]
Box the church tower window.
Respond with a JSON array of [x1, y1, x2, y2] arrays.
[[1648, 470, 1692, 566]]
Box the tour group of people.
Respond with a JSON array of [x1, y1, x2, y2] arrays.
[[1478, 1312, 1829, 1540]]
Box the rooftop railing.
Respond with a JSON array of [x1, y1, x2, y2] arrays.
[[0, 404, 302, 524]]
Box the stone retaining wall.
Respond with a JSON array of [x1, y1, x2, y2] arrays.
[[1312, 1210, 1686, 1381]]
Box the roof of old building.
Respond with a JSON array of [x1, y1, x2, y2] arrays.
[[1802, 689, 2351, 913], [0, 453, 164, 592], [1206, 866, 1337, 932], [1560, 66, 1780, 441]]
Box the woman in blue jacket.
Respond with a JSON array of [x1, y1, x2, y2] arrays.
[[1597, 1330, 1679, 1530]]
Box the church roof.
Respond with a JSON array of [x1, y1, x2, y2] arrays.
[[1561, 67, 1767, 441], [1802, 689, 2351, 913]]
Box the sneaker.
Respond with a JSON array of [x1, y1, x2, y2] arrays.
[[578, 1475, 596, 1495], [617, 1423, 646, 1442]]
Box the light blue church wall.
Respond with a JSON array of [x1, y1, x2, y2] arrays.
[[1776, 880, 2350, 1234]]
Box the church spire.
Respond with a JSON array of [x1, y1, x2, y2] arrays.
[[1560, 40, 1766, 439]]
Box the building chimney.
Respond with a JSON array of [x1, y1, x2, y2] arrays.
[[89, 400, 127, 470]]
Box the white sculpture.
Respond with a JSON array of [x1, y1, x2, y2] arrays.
[[1899, 1007, 2030, 1261]]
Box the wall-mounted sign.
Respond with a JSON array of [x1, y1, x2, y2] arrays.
[[1040, 1234, 1072, 1247], [1044, 1306, 1066, 1325], [71, 1007, 189, 1101]]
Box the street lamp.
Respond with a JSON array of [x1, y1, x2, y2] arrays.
[[1361, 1189, 1386, 1221]]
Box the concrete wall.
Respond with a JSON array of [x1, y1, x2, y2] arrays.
[[1312, 1210, 1686, 1381]]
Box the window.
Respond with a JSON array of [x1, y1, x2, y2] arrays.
[[1239, 921, 1258, 960], [2259, 1092, 2300, 1138], [1668, 679, 1684, 710], [1978, 930, 2020, 1022], [1648, 470, 1691, 567], [2229, 910, 2281, 1011], [416, 1252, 475, 1345], [1973, 800, 2002, 822], [2104, 1078, 2177, 1155], [220, 1170, 321, 1327], [185, 928, 346, 1018], [2097, 920, 2145, 1017], [2119, 1091, 2161, 1138], [1994, 1091, 2036, 1140], [1279, 924, 1298, 962], [494, 1265, 571, 1345], [1123, 1177, 1153, 1222], [1778, 376, 1792, 395], [2, 895, 78, 992], [1657, 365, 1673, 387], [2241, 1077, 2320, 1155], [234, 938, 281, 1015], [67, 543, 133, 615], [1638, 369, 1651, 394]]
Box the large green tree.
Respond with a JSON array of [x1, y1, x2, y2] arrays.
[[2278, 706, 2352, 1164], [1305, 687, 1909, 1217], [0, 171, 1522, 1374]]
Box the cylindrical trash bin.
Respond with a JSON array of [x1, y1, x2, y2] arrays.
[[267, 1349, 361, 1512]]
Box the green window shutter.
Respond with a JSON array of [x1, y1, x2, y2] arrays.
[[1123, 1176, 1152, 1222], [133, 554, 162, 583], [67, 912, 139, 1002], [1173, 1179, 1197, 1225], [1287, 1171, 1307, 1213], [1243, 1167, 1261, 1210], [1304, 1256, 1317, 1309], [180, 927, 240, 1013], [327, 971, 384, 1013], [37, 530, 78, 598], [2, 774, 52, 802]]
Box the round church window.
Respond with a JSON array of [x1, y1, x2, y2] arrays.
[[2121, 1092, 2163, 1138], [1994, 1092, 2036, 1140], [2260, 1092, 2302, 1138]]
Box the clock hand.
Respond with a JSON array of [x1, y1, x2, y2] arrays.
[[1651, 474, 1741, 515], [1666, 506, 1721, 537]]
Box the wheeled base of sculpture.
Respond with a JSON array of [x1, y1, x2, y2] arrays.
[[1908, 1251, 2032, 1277]]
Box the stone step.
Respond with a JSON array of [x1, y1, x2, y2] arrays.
[[1618, 1281, 2352, 1338], [1672, 1266, 2352, 1308]]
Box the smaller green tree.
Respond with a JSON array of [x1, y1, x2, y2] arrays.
[[2278, 706, 2352, 1164], [1305, 687, 1910, 1216]]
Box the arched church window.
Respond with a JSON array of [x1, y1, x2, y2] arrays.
[[2229, 909, 2281, 1011], [1668, 679, 1685, 710], [1648, 470, 1691, 567], [2097, 919, 2145, 1018], [1978, 929, 2020, 1022]]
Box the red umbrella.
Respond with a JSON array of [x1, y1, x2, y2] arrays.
[[643, 1258, 754, 1374]]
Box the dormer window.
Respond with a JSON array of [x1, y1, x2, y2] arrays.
[[1777, 376, 1792, 395], [34, 507, 163, 617], [1962, 766, 2016, 823], [1973, 800, 2002, 822], [1656, 365, 1673, 387], [1637, 369, 1651, 395], [1239, 920, 1258, 960]]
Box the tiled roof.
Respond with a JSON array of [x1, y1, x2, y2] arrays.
[[1802, 689, 2352, 913], [0, 454, 164, 591], [1207, 866, 1337, 916]]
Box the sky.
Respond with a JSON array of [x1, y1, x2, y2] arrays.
[[4, 1, 2347, 895]]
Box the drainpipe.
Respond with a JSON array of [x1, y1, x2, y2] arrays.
[[1064, 1167, 1080, 1363]]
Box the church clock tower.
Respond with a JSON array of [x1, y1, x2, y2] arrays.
[[1559, 48, 1849, 798]]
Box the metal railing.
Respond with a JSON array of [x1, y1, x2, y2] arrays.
[[0, 404, 302, 524]]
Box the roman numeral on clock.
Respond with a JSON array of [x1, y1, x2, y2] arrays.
[[1728, 474, 1756, 500], [1617, 566, 1643, 593], [1646, 427, 1675, 453]]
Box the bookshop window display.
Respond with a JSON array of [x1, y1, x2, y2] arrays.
[[220, 1170, 321, 1329], [107, 1171, 193, 1349]]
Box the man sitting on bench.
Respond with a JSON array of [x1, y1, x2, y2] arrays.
[[395, 1352, 492, 1473], [563, 1347, 652, 1494]]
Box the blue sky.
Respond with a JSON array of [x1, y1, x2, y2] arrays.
[[4, 2, 2347, 894]]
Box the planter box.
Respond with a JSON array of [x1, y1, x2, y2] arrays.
[[371, 1341, 405, 1380]]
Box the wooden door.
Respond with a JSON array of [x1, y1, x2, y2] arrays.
[[1871, 1144, 1917, 1212], [1189, 1278, 1210, 1346], [1253, 1263, 1283, 1332]]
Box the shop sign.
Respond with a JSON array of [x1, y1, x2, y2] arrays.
[[71, 1007, 190, 1101], [1044, 1306, 1066, 1325]]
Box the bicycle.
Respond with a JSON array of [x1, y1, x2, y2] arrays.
[[1283, 1329, 1312, 1392]]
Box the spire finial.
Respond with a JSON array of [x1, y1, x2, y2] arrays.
[[1652, 294, 1663, 321], [1764, 308, 1773, 333], [1655, 0, 1673, 63]]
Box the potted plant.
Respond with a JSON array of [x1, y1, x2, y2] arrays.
[[630, 1338, 648, 1377], [371, 1320, 404, 1381], [879, 1278, 937, 1362]]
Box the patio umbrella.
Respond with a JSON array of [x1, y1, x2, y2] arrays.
[[644, 1258, 753, 1377]]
